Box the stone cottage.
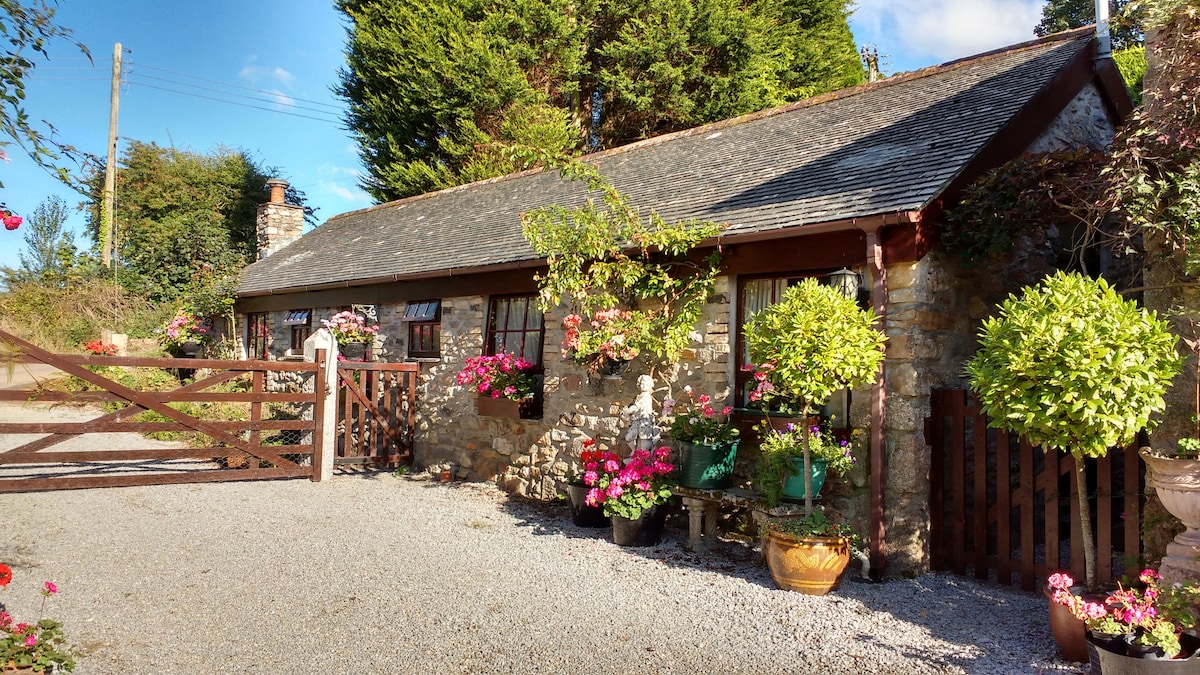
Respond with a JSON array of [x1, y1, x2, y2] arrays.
[[235, 28, 1132, 577]]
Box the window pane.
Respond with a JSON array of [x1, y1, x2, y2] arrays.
[[507, 297, 526, 332]]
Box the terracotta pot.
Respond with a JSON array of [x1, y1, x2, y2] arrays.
[[1044, 584, 1089, 663], [764, 531, 850, 595]]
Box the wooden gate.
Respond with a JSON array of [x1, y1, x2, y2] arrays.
[[335, 361, 419, 468], [926, 388, 1142, 590], [0, 330, 327, 492]]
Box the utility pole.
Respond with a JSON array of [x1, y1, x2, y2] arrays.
[[101, 42, 123, 268]]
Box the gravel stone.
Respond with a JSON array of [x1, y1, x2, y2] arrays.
[[1, 474, 1083, 674]]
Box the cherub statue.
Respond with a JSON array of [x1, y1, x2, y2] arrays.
[[622, 374, 661, 451]]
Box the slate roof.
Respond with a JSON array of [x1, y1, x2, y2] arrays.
[[240, 29, 1097, 296]]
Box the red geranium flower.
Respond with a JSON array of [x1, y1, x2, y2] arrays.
[[0, 563, 12, 587]]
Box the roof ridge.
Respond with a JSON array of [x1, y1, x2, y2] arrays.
[[324, 27, 1095, 226]]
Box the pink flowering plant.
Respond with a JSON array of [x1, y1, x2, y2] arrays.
[[664, 385, 738, 444], [156, 308, 210, 351], [583, 447, 676, 519], [320, 311, 379, 345], [1048, 569, 1200, 659], [0, 563, 76, 672], [560, 308, 642, 368], [455, 353, 537, 400]]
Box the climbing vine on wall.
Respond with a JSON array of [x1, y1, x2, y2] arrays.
[[521, 160, 724, 375]]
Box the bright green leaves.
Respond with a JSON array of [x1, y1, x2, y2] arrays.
[[742, 277, 886, 411], [966, 271, 1182, 459], [522, 161, 723, 370]]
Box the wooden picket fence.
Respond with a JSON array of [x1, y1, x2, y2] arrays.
[[926, 388, 1142, 590]]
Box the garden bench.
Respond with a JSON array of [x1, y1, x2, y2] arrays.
[[671, 485, 810, 551]]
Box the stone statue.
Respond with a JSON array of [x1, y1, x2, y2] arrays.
[[622, 374, 661, 451]]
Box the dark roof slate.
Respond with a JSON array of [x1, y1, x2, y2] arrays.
[[240, 30, 1094, 295]]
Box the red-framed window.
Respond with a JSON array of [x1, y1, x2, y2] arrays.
[[484, 294, 544, 367], [247, 312, 270, 360]]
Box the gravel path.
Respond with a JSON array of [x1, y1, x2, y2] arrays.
[[0, 467, 1086, 675]]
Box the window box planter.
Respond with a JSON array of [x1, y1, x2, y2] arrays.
[[476, 395, 538, 419]]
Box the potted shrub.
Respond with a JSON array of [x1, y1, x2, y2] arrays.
[[156, 307, 211, 358], [742, 278, 885, 515], [582, 446, 676, 546], [455, 352, 539, 419], [664, 386, 739, 489], [966, 271, 1182, 660], [762, 511, 859, 595], [321, 311, 378, 361], [754, 419, 860, 507]]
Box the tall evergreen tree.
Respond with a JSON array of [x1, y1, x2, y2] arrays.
[[83, 141, 312, 303], [8, 195, 74, 285], [336, 0, 864, 202], [1034, 0, 1145, 50]]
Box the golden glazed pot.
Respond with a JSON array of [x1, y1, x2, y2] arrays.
[[764, 530, 851, 595]]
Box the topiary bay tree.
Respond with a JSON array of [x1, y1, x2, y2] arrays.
[[743, 278, 886, 516], [966, 271, 1182, 592]]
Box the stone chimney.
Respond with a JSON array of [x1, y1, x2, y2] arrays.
[[256, 178, 304, 259]]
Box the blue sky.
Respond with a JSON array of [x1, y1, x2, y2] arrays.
[[0, 0, 1047, 271]]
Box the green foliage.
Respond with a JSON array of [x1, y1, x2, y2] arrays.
[[761, 510, 857, 542], [1112, 45, 1147, 106], [753, 420, 861, 507], [0, 279, 166, 350], [1034, 0, 1145, 50], [966, 271, 1182, 459], [523, 160, 723, 372], [1106, 1, 1200, 274], [0, 0, 91, 192], [82, 141, 312, 303], [941, 149, 1110, 267], [336, 0, 864, 202], [743, 278, 886, 413]]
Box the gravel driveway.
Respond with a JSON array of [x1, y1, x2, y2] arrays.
[[0, 457, 1086, 675]]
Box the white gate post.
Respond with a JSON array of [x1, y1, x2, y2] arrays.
[[305, 328, 339, 481]]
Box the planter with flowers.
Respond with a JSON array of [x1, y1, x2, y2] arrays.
[[456, 353, 539, 419], [1049, 569, 1200, 671], [583, 447, 676, 546], [0, 563, 75, 673], [321, 311, 378, 361], [157, 308, 210, 357], [564, 439, 610, 528], [965, 272, 1182, 661], [741, 278, 885, 591], [664, 386, 739, 489], [762, 511, 859, 595], [754, 419, 861, 507]]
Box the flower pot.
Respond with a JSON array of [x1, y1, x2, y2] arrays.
[[1087, 630, 1129, 673], [1044, 583, 1091, 663], [676, 440, 739, 489], [611, 505, 669, 547], [781, 457, 828, 501], [1088, 631, 1200, 674], [178, 340, 202, 357], [764, 530, 850, 595], [1140, 448, 1200, 584], [567, 483, 609, 528], [339, 341, 369, 361], [476, 395, 536, 419]]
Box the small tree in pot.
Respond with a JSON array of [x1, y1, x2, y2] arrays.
[[966, 271, 1182, 593], [743, 278, 886, 517]]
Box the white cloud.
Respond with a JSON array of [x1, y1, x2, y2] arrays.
[[266, 90, 296, 107], [239, 56, 296, 88], [329, 183, 370, 203], [852, 0, 1046, 71]]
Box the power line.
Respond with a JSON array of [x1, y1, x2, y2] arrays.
[[126, 59, 344, 111], [126, 81, 343, 125], [127, 71, 344, 117]]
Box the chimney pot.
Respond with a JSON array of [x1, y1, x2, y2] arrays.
[[266, 178, 289, 205]]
